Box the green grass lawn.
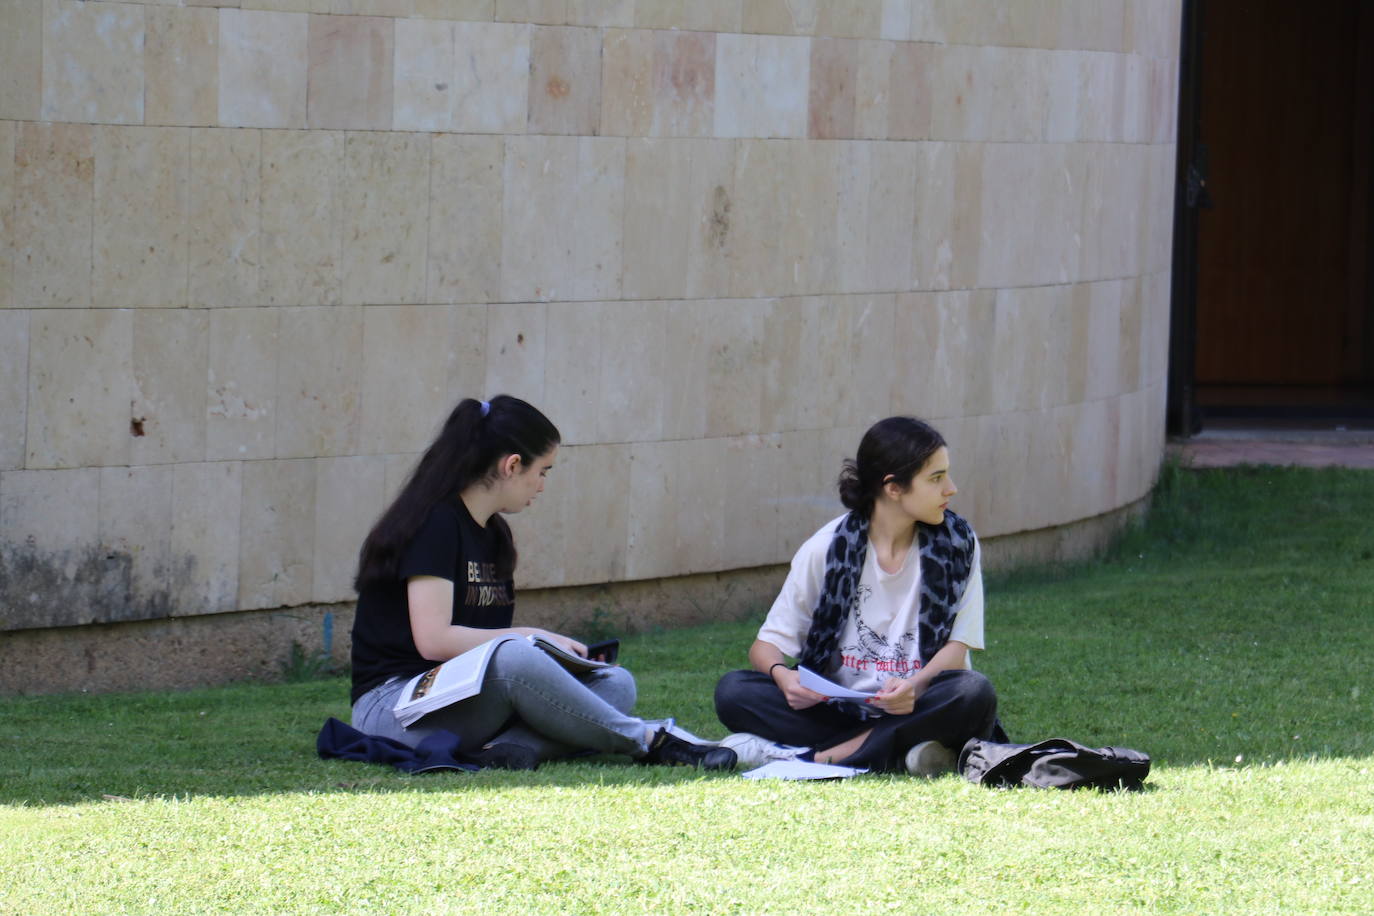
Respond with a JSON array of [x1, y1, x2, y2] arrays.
[[3, 465, 1373, 914]]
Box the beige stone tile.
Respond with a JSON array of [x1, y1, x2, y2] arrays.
[[219, 9, 309, 128], [602, 29, 718, 139], [0, 468, 101, 626], [683, 139, 737, 300], [513, 441, 631, 586], [931, 45, 1050, 143], [808, 38, 857, 139], [0, 122, 13, 311], [759, 295, 806, 433], [12, 122, 94, 309], [880, 0, 910, 40], [671, 436, 728, 574], [600, 29, 653, 137], [886, 41, 934, 141], [206, 307, 278, 461], [977, 142, 1079, 288], [741, 0, 817, 35], [596, 299, 666, 443], [383, 452, 419, 505], [566, 0, 633, 27], [98, 465, 174, 619], [243, 0, 329, 12], [1083, 278, 1126, 401], [714, 33, 810, 139], [772, 427, 832, 553], [485, 302, 546, 403], [260, 130, 342, 305], [1075, 52, 1117, 142], [413, 0, 494, 18], [830, 294, 894, 427], [495, 0, 565, 23], [622, 139, 691, 300], [0, 312, 28, 470], [453, 21, 533, 133], [359, 305, 484, 454], [93, 126, 190, 310], [650, 30, 716, 138], [558, 442, 632, 584], [500, 136, 624, 302], [1138, 269, 1170, 390], [1044, 48, 1082, 142], [1060, 0, 1126, 52], [330, 0, 413, 14], [170, 460, 242, 615], [815, 0, 884, 39], [0, 0, 42, 121], [727, 139, 789, 296], [341, 133, 428, 306], [238, 458, 315, 609], [988, 285, 1059, 414], [663, 297, 766, 440], [313, 454, 386, 602], [527, 25, 601, 135], [718, 433, 784, 569], [836, 141, 916, 292], [1117, 276, 1144, 395], [851, 39, 892, 140], [276, 306, 363, 458], [906, 0, 946, 43], [132, 310, 209, 465], [393, 17, 455, 131], [428, 134, 503, 304], [307, 14, 394, 130], [787, 141, 840, 294], [659, 299, 707, 440], [41, 0, 144, 125], [27, 309, 133, 469], [890, 290, 969, 420], [624, 439, 675, 578], [543, 300, 602, 445], [146, 6, 219, 126], [189, 128, 261, 309], [700, 298, 767, 439], [634, 0, 740, 32]]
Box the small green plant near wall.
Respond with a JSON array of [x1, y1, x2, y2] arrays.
[[281, 641, 341, 683]]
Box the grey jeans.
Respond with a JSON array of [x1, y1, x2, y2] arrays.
[[352, 638, 646, 761]]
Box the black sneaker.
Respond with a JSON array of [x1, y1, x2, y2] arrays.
[[642, 727, 737, 771], [468, 742, 540, 771]]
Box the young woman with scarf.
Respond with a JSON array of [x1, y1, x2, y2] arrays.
[[350, 395, 735, 771], [713, 416, 1003, 774]]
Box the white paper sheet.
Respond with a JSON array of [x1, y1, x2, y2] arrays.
[[740, 760, 868, 780], [797, 666, 876, 699]]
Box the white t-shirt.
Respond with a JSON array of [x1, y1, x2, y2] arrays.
[[757, 514, 984, 695]]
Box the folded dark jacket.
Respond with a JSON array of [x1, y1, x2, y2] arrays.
[[316, 717, 476, 774]]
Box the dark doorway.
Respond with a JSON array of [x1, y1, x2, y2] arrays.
[[1170, 0, 1374, 433]]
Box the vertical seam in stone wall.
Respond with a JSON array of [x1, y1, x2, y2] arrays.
[[423, 133, 434, 307]]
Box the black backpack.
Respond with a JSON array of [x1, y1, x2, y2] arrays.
[[959, 737, 1151, 791]]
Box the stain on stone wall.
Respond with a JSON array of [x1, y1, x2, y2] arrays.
[[0, 544, 192, 631]]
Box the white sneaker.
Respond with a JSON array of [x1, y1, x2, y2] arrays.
[[904, 740, 957, 778], [719, 732, 810, 769]]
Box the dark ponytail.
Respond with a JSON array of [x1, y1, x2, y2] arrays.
[[354, 395, 560, 590], [837, 416, 946, 519]]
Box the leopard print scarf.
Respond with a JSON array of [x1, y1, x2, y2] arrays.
[[798, 510, 977, 675]]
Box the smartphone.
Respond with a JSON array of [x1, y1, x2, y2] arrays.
[[584, 638, 620, 664]]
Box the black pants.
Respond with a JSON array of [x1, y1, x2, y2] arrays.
[[714, 668, 1004, 772]]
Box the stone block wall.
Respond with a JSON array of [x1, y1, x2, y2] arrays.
[[0, 0, 1181, 687]]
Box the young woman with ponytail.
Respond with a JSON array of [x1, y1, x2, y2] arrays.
[[350, 395, 734, 771], [713, 417, 1004, 775]]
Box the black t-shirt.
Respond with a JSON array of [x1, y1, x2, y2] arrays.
[[350, 500, 515, 703]]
